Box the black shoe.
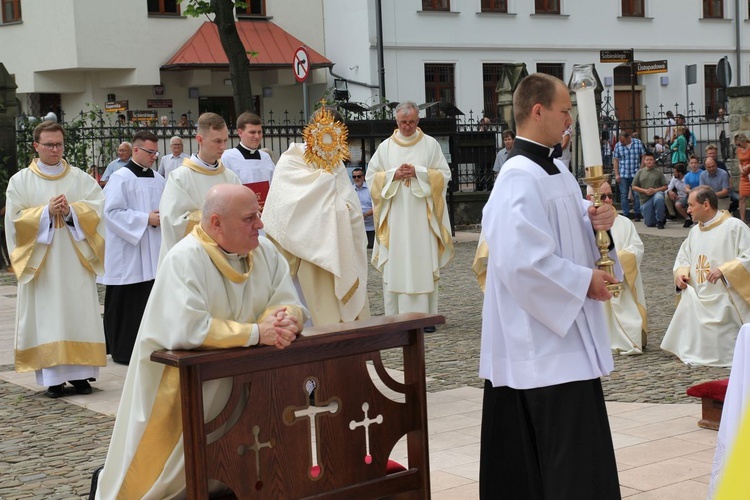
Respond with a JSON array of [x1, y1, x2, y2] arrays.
[[665, 214, 677, 220], [683, 219, 693, 228], [46, 384, 65, 398], [657, 223, 665, 229], [424, 326, 436, 333], [633, 215, 642, 222], [69, 379, 93, 395]]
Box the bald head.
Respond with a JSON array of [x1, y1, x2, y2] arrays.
[[201, 184, 263, 254], [586, 183, 614, 206]]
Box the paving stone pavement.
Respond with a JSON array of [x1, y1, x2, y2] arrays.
[[0, 230, 733, 498]]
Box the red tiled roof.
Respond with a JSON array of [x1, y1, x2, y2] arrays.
[[162, 20, 332, 70]]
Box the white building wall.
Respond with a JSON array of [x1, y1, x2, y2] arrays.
[[323, 0, 750, 119]]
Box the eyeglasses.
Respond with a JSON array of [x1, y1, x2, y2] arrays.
[[352, 175, 363, 179], [39, 143, 64, 150], [600, 194, 615, 200], [138, 146, 160, 157], [397, 120, 418, 126]]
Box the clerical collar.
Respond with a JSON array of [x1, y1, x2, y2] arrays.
[[191, 154, 219, 170], [132, 159, 150, 171], [508, 137, 561, 176], [703, 210, 722, 227], [237, 142, 261, 160], [36, 160, 64, 176], [126, 159, 155, 178]]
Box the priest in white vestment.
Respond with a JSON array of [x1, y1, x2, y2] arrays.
[[96, 184, 308, 499], [99, 131, 165, 364], [478, 74, 621, 498], [587, 183, 648, 355], [263, 107, 369, 326], [5, 121, 106, 398], [158, 112, 240, 265], [367, 101, 454, 325], [661, 185, 750, 367]]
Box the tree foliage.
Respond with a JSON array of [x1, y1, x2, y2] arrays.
[[181, 0, 256, 119]]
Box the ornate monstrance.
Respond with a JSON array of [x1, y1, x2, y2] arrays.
[[303, 106, 350, 173]]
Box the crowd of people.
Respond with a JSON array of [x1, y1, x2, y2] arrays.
[[6, 78, 750, 497]]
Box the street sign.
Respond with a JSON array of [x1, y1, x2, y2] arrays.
[[600, 49, 633, 63], [127, 110, 158, 123], [293, 46, 310, 83], [105, 100, 128, 113], [718, 56, 732, 87], [636, 60, 668, 75], [686, 65, 697, 85], [147, 99, 173, 109]]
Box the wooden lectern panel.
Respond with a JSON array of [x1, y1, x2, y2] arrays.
[[151, 313, 443, 499]]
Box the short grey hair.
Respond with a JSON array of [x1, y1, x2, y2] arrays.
[[169, 136, 183, 145], [395, 101, 419, 118]]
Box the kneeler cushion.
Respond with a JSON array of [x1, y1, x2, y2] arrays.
[[686, 379, 729, 402], [309, 460, 406, 478]]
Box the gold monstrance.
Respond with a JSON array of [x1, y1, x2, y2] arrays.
[[570, 64, 622, 298]]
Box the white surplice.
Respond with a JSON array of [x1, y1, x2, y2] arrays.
[[479, 154, 616, 390], [96, 229, 308, 500], [221, 146, 275, 184], [366, 129, 453, 315], [661, 211, 750, 367], [99, 165, 165, 285], [5, 160, 106, 384], [157, 157, 240, 265], [604, 215, 648, 355]]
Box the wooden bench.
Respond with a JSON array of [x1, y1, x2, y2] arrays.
[[151, 313, 444, 499]]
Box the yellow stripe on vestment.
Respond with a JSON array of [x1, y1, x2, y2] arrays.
[[191, 225, 253, 283], [698, 210, 731, 232], [719, 258, 750, 308], [472, 240, 489, 293], [14, 340, 106, 372], [68, 200, 105, 273], [370, 171, 389, 250], [27, 158, 71, 180], [9, 206, 45, 281], [180, 158, 227, 176], [618, 250, 648, 332], [426, 168, 454, 265], [715, 406, 750, 498], [118, 366, 182, 499]]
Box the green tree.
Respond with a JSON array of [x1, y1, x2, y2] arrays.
[[181, 0, 256, 118]]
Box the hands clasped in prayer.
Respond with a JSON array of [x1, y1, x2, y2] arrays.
[[259, 306, 300, 349], [394, 163, 416, 187], [587, 203, 618, 302], [49, 194, 70, 217]]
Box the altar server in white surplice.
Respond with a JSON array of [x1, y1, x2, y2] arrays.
[[100, 131, 165, 364], [367, 101, 453, 326], [96, 184, 308, 499], [262, 108, 369, 326], [479, 73, 621, 499], [5, 121, 106, 398], [587, 183, 648, 355], [661, 185, 750, 367], [158, 112, 240, 265], [221, 112, 275, 197]]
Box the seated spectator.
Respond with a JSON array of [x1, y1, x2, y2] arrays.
[[632, 152, 668, 228], [684, 156, 702, 190], [700, 157, 738, 213], [666, 163, 691, 227]]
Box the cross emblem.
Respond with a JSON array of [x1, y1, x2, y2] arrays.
[[696, 254, 710, 284], [284, 379, 340, 478], [238, 425, 273, 491], [349, 402, 383, 464]]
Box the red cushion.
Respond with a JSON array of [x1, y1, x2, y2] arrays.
[[686, 379, 729, 402]]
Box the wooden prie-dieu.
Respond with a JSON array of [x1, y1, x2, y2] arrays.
[[150, 313, 444, 499]]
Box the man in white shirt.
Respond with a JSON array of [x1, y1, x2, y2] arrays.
[[100, 142, 132, 184], [157, 136, 189, 179]]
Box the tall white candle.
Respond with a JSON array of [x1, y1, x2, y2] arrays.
[[576, 87, 603, 167]]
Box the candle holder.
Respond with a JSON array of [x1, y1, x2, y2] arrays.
[[571, 64, 622, 298]]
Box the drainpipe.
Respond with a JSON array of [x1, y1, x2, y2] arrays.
[[376, 0, 386, 101], [736, 0, 742, 86]]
